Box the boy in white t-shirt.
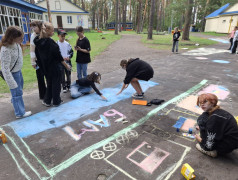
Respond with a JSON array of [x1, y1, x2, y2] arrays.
[[57, 29, 74, 92]]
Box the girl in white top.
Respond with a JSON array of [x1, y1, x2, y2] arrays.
[[0, 26, 32, 118]]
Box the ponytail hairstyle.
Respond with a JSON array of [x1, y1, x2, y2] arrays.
[[0, 26, 23, 50], [40, 22, 54, 39], [30, 20, 43, 34], [87, 71, 101, 83]]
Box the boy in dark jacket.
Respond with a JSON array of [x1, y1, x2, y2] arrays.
[[195, 93, 238, 157], [172, 27, 181, 53]]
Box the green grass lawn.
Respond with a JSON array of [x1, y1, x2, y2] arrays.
[[141, 34, 218, 50], [200, 32, 228, 37], [0, 31, 121, 93]]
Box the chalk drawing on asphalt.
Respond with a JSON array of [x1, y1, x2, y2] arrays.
[[127, 141, 170, 174], [103, 142, 117, 152], [182, 48, 228, 56], [0, 80, 207, 179]]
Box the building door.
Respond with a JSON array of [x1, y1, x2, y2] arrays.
[[57, 16, 63, 28]]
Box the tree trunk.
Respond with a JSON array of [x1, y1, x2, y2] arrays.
[[46, 0, 52, 23], [182, 0, 193, 40], [91, 0, 97, 30], [118, 0, 122, 32], [129, 0, 132, 22], [156, 0, 160, 32], [148, 0, 155, 39], [115, 0, 119, 35], [122, 0, 127, 31], [81, 0, 85, 10], [137, 0, 142, 33], [140, 0, 148, 33], [201, 0, 210, 32]]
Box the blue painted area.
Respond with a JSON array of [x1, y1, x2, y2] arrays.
[[212, 60, 230, 64], [208, 38, 229, 44], [173, 117, 186, 129], [206, 3, 229, 18], [86, 115, 110, 127], [218, 86, 228, 91], [8, 81, 158, 138]]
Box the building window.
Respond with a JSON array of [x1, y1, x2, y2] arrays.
[[29, 12, 43, 22], [0, 5, 23, 35], [45, 15, 49, 22], [67, 16, 72, 24], [55, 1, 61, 10]]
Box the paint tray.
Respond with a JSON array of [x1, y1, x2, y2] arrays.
[[132, 99, 148, 106], [181, 163, 196, 180]]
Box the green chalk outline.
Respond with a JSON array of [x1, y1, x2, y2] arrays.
[[3, 79, 208, 178]]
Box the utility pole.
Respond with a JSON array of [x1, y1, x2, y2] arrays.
[[46, 0, 52, 23]]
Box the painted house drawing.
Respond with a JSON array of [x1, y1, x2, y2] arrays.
[[0, 0, 46, 44], [205, 3, 238, 33], [36, 0, 89, 30]]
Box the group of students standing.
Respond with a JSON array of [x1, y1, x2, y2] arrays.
[[1, 23, 238, 158]]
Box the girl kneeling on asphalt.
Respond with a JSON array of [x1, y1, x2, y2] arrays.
[[195, 93, 238, 157], [117, 58, 154, 99], [71, 71, 107, 101]]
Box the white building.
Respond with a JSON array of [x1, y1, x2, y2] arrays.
[[205, 3, 238, 33], [36, 0, 89, 30]]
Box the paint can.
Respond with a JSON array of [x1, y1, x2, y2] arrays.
[[181, 163, 196, 180], [176, 128, 180, 132], [0, 131, 7, 144], [188, 128, 193, 134]]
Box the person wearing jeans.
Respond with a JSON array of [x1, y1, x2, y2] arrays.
[[75, 26, 91, 79], [0, 26, 31, 118], [172, 27, 181, 53]]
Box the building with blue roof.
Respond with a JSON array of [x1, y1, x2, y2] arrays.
[[0, 0, 47, 44], [36, 0, 89, 30], [205, 3, 238, 33]]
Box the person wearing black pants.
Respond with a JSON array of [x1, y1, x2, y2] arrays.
[[30, 21, 46, 100], [35, 63, 46, 99], [34, 22, 71, 107]]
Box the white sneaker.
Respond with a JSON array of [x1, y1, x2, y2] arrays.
[[16, 111, 32, 119], [196, 143, 217, 157]]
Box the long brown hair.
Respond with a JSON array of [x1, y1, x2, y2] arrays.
[[30, 20, 43, 33], [87, 71, 101, 82], [0, 26, 23, 49]]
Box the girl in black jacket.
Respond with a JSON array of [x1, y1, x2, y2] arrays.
[[34, 22, 71, 107], [195, 93, 238, 157], [117, 58, 154, 99]]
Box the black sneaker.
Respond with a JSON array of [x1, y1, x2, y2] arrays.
[[42, 101, 51, 107], [132, 94, 144, 99], [63, 86, 67, 93], [53, 100, 64, 107]]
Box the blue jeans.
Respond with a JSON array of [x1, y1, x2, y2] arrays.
[[77, 63, 88, 79], [172, 41, 179, 52], [70, 81, 92, 99], [10, 71, 25, 116]]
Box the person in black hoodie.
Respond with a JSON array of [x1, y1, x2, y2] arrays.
[[195, 93, 238, 157], [34, 22, 71, 107], [117, 58, 154, 99], [172, 27, 181, 53]]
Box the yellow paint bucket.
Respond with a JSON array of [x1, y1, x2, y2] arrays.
[[181, 163, 196, 180], [235, 116, 238, 124]]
